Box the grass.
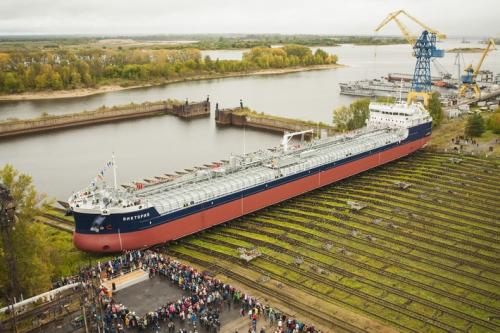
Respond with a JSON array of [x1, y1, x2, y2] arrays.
[[429, 114, 500, 157], [40, 223, 113, 277], [44, 208, 74, 223], [166, 150, 500, 333]]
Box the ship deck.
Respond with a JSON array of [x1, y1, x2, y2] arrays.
[[140, 128, 404, 215]]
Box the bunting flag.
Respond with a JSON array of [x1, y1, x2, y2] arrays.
[[87, 156, 115, 188]]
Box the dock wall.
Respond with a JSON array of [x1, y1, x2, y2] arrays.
[[170, 101, 210, 118], [215, 107, 334, 136], [0, 100, 210, 138]]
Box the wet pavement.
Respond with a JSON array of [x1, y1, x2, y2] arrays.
[[113, 275, 185, 316]]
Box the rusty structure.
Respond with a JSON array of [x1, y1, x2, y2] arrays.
[[170, 99, 210, 118], [215, 106, 334, 137], [0, 99, 210, 139]]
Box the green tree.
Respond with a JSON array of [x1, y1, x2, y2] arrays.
[[314, 48, 329, 60], [332, 106, 351, 132], [204, 55, 213, 70], [50, 72, 64, 90], [333, 98, 370, 132], [3, 72, 23, 93], [348, 99, 370, 130], [35, 74, 49, 90], [487, 110, 500, 134], [465, 113, 485, 137], [70, 70, 81, 87], [283, 44, 312, 59], [375, 96, 396, 103], [0, 165, 54, 302], [428, 92, 443, 127]]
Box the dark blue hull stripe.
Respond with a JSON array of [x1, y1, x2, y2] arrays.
[[74, 122, 431, 234]]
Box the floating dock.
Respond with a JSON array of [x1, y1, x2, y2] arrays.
[[339, 79, 411, 98]]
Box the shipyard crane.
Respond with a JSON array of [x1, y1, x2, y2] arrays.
[[375, 10, 446, 46], [458, 38, 496, 99], [375, 10, 446, 106]]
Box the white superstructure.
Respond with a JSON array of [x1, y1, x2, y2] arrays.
[[367, 101, 431, 129]]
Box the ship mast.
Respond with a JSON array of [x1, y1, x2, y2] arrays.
[[112, 153, 117, 190]]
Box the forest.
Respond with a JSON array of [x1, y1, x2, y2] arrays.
[[0, 45, 338, 93], [0, 34, 406, 49]]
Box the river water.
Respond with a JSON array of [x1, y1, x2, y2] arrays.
[[0, 40, 498, 200]]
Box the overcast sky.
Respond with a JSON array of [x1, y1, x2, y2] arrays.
[[0, 0, 498, 38]]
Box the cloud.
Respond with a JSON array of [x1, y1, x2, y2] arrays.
[[0, 0, 498, 37]]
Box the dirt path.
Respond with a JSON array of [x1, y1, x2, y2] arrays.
[[0, 64, 344, 102]]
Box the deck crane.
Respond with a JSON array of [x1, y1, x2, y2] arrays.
[[375, 10, 446, 106], [458, 38, 496, 99]]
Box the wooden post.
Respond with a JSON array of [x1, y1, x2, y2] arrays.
[[82, 305, 89, 333]]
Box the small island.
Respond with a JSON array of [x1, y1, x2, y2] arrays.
[[0, 43, 340, 101], [447, 47, 486, 53]]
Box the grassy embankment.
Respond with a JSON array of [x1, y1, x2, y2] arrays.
[[165, 151, 500, 333], [38, 207, 113, 277], [429, 112, 500, 157]]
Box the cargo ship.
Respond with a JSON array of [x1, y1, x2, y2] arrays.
[[70, 101, 432, 252]]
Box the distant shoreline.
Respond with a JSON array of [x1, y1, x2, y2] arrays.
[[0, 64, 344, 102], [446, 47, 485, 53]]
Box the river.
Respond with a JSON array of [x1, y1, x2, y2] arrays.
[[0, 40, 498, 200]]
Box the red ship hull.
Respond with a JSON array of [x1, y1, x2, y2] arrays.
[[73, 136, 429, 252]]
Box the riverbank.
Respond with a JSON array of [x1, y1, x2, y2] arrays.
[[0, 64, 344, 102]]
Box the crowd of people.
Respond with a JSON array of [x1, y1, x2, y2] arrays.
[[59, 249, 322, 333]]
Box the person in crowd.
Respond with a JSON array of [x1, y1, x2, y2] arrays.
[[55, 248, 320, 333]]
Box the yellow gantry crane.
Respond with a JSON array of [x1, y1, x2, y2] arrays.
[[458, 38, 496, 99], [375, 10, 446, 47], [375, 10, 446, 106]]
